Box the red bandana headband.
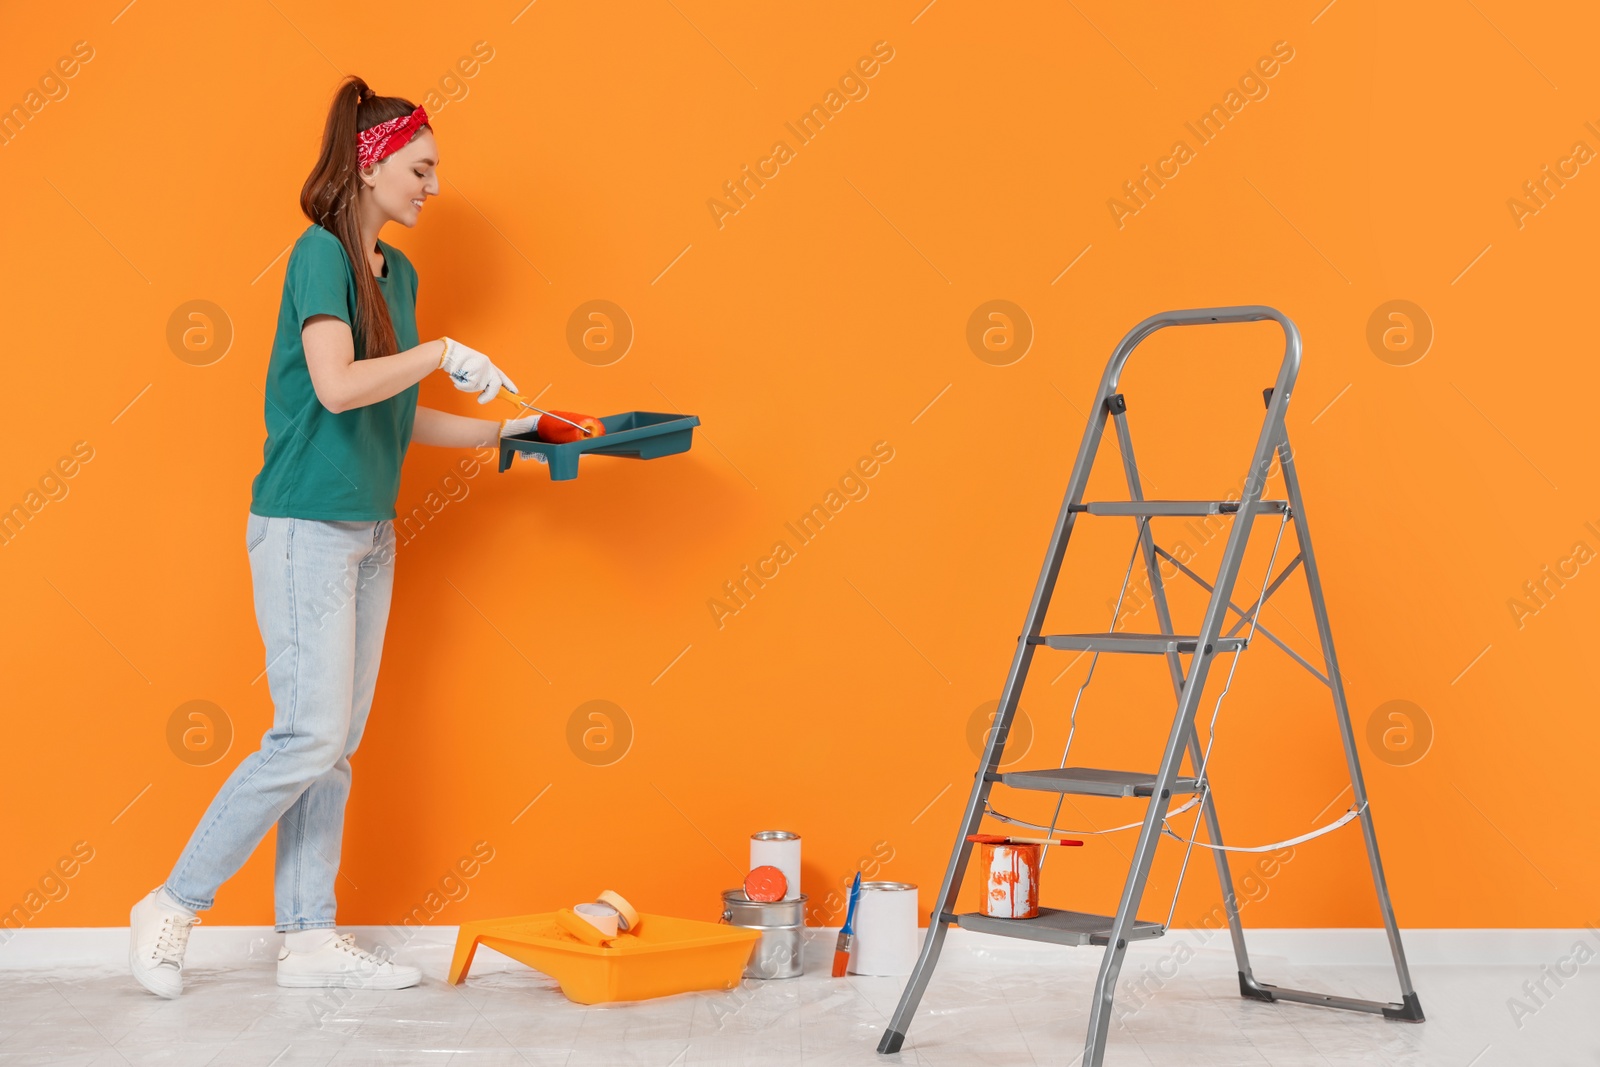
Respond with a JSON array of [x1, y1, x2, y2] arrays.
[[356, 105, 429, 169]]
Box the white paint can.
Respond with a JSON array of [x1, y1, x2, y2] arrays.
[[750, 831, 802, 902], [848, 881, 919, 976]]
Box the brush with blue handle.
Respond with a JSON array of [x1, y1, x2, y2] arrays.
[[832, 872, 863, 977]]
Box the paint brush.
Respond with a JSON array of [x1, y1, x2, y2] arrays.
[[967, 834, 1084, 847], [501, 390, 595, 436], [832, 872, 862, 978]]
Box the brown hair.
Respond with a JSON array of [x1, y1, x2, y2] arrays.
[[299, 75, 429, 360]]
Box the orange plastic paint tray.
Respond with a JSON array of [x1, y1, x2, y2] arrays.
[[447, 911, 760, 1005]]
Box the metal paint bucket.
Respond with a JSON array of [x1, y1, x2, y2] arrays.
[[721, 889, 807, 979], [981, 841, 1040, 919]]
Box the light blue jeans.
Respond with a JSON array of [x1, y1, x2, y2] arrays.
[[165, 511, 397, 931]]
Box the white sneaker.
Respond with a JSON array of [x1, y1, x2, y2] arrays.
[[129, 889, 199, 998], [276, 932, 421, 989]]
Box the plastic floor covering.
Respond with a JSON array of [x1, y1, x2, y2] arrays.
[[0, 928, 1593, 1066]]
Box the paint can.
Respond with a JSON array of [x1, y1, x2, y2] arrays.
[[981, 841, 1040, 919], [848, 881, 919, 976], [749, 830, 802, 901], [721, 889, 807, 979]]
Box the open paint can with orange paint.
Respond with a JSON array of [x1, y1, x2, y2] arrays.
[[982, 841, 1041, 919]]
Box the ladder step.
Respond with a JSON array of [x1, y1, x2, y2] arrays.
[[999, 767, 1199, 798], [1034, 633, 1247, 655], [956, 907, 1165, 947], [1070, 499, 1289, 517]]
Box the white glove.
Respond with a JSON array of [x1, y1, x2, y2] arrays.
[[500, 414, 540, 438], [439, 336, 518, 404], [502, 414, 549, 463]]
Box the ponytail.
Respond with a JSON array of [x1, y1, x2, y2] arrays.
[[298, 76, 426, 360]]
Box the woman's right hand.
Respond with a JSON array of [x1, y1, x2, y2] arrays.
[[439, 337, 518, 404]]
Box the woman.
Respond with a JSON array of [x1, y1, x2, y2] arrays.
[[129, 76, 585, 997]]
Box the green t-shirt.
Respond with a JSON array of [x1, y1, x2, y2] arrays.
[[250, 223, 421, 521]]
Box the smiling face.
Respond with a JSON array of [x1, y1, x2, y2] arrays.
[[357, 127, 439, 227]]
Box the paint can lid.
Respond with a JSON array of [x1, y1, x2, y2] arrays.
[[743, 865, 788, 902]]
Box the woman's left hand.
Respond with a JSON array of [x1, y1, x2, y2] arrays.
[[500, 414, 539, 439]]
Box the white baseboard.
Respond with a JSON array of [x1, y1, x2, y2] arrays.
[[0, 925, 460, 970], [1185, 927, 1598, 966], [0, 925, 1589, 971]]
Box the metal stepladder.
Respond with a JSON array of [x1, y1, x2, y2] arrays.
[[877, 307, 1423, 1066]]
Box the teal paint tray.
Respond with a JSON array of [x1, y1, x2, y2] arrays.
[[497, 411, 700, 481]]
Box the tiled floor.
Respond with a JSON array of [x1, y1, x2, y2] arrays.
[[0, 929, 1594, 1066]]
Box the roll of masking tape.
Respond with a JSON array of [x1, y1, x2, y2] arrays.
[[555, 907, 613, 946], [573, 902, 619, 938], [596, 890, 640, 933]]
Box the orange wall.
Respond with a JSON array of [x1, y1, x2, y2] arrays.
[[1, 2, 1594, 936]]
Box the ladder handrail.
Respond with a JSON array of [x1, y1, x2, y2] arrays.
[[1098, 305, 1302, 396], [1061, 304, 1302, 523]]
